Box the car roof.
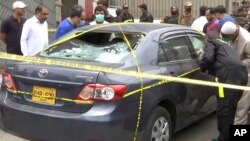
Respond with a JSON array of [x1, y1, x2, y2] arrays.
[[75, 23, 193, 34]]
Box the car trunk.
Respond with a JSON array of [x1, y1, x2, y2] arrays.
[[5, 62, 100, 113]]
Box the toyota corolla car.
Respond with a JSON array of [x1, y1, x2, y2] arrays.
[[0, 23, 217, 141]]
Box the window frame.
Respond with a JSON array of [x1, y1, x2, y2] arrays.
[[186, 32, 205, 59], [158, 32, 196, 63]]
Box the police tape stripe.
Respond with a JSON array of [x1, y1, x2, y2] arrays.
[[4, 68, 198, 105], [118, 25, 144, 141], [124, 68, 200, 98], [1, 52, 250, 92], [4, 67, 193, 106]]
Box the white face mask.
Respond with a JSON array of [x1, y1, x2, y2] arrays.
[[95, 14, 104, 23]]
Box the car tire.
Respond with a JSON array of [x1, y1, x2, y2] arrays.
[[145, 106, 173, 141]]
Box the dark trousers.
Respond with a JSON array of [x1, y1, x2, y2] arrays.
[[216, 66, 248, 141]]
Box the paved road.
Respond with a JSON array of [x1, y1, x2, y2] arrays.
[[173, 112, 218, 141], [0, 112, 218, 141]]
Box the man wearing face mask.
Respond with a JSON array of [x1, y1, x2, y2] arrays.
[[90, 6, 109, 25], [77, 10, 89, 27], [221, 21, 250, 126], [179, 1, 195, 26], [163, 6, 179, 24], [21, 5, 49, 56], [0, 1, 27, 55], [55, 5, 84, 39]]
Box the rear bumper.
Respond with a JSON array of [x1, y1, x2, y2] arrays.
[[0, 91, 137, 141]]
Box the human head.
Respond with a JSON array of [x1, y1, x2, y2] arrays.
[[94, 6, 105, 23], [123, 4, 129, 14], [13, 1, 27, 17], [97, 0, 108, 9], [80, 11, 86, 20], [206, 7, 216, 22], [221, 21, 239, 41], [171, 6, 179, 16], [102, 0, 109, 9], [69, 5, 83, 24], [138, 3, 148, 13], [238, 6, 248, 17], [97, 0, 103, 6], [116, 8, 123, 16], [200, 6, 208, 16], [215, 5, 227, 19], [242, 0, 249, 8], [184, 1, 192, 13], [35, 5, 49, 23]]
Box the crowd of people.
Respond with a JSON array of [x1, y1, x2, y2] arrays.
[[1, 1, 250, 141]]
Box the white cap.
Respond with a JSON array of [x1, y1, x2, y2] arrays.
[[13, 1, 27, 9], [221, 21, 237, 34]]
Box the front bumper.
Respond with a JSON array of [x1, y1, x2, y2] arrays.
[[0, 91, 138, 141]]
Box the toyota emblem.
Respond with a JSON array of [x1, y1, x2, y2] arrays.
[[38, 69, 48, 78]]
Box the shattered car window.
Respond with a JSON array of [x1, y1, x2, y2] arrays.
[[40, 32, 144, 63]]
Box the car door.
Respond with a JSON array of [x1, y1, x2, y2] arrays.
[[186, 31, 217, 112], [158, 30, 216, 130]]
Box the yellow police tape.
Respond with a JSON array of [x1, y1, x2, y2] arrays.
[[1, 52, 250, 92], [118, 25, 144, 141]]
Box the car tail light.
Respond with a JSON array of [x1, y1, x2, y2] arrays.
[[76, 84, 126, 101], [0, 73, 3, 89], [2, 72, 16, 93]]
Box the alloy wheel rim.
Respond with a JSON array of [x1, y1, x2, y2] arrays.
[[151, 117, 169, 141]]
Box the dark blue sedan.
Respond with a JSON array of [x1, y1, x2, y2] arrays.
[[0, 23, 217, 141]]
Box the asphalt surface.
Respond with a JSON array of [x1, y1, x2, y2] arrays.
[[0, 112, 218, 141]]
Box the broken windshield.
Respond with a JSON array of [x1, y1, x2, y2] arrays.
[[40, 32, 144, 63]]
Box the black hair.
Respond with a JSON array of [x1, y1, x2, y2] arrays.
[[70, 5, 83, 18], [200, 6, 208, 16], [208, 7, 216, 14], [116, 8, 123, 16], [35, 5, 48, 14], [94, 5, 105, 13], [215, 5, 227, 14]]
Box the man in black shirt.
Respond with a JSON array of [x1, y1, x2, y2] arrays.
[[0, 1, 27, 55], [138, 3, 153, 23], [163, 6, 179, 24], [121, 4, 134, 22], [200, 32, 248, 141]]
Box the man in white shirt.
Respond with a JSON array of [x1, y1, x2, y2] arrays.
[[21, 5, 49, 56], [191, 6, 208, 33], [221, 22, 250, 125]]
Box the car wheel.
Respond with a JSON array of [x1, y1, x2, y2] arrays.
[[145, 107, 172, 141]]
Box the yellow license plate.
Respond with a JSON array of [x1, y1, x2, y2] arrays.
[[32, 86, 56, 105]]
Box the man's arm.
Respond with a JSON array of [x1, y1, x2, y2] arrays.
[[242, 41, 250, 74], [20, 21, 30, 56], [0, 20, 9, 42], [200, 41, 215, 72]]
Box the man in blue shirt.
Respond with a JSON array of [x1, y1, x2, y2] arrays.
[[55, 5, 83, 39], [215, 5, 235, 32]]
